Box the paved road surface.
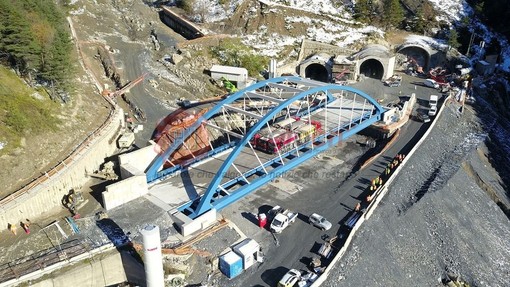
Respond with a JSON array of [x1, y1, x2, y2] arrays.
[[216, 75, 441, 286]]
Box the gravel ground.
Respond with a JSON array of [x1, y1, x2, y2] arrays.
[[323, 101, 510, 286]]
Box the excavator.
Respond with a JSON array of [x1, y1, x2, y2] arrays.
[[407, 57, 424, 75], [333, 68, 350, 84], [62, 189, 84, 216], [221, 77, 238, 93]]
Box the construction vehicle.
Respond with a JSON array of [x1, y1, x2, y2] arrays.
[[62, 189, 84, 216], [269, 206, 298, 233], [442, 273, 471, 287], [317, 234, 338, 258], [87, 161, 119, 181], [104, 73, 147, 99], [384, 75, 402, 87], [176, 94, 227, 109], [251, 117, 322, 154], [333, 68, 350, 84], [118, 132, 135, 148], [221, 77, 238, 93], [407, 57, 424, 75]]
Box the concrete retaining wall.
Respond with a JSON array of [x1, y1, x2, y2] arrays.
[[172, 209, 217, 237], [103, 174, 148, 210], [0, 108, 124, 229], [310, 96, 450, 286]]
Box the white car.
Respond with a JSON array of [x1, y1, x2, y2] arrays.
[[428, 105, 437, 116], [424, 79, 439, 89], [309, 213, 332, 231], [277, 269, 301, 287]]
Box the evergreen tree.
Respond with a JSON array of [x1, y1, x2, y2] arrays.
[[0, 0, 73, 90], [43, 28, 72, 86], [383, 0, 404, 29], [30, 13, 56, 71], [413, 6, 426, 34], [0, 0, 38, 73], [354, 0, 371, 22], [448, 29, 461, 50]]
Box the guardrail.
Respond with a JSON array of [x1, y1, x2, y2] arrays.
[[0, 239, 114, 286], [310, 95, 451, 286], [0, 17, 120, 208], [0, 108, 118, 207]]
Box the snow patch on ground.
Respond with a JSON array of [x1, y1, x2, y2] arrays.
[[428, 0, 473, 22], [405, 35, 448, 51], [262, 0, 348, 16]]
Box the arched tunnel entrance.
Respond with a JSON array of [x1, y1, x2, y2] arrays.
[[305, 63, 329, 82], [359, 59, 384, 80], [397, 46, 430, 71]]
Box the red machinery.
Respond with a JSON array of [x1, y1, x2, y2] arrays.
[[251, 117, 322, 154]]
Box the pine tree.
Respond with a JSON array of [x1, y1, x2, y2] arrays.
[[448, 29, 461, 50], [413, 6, 425, 34], [43, 28, 72, 86], [354, 0, 371, 22], [30, 13, 56, 71], [0, 0, 38, 74], [383, 0, 404, 29]]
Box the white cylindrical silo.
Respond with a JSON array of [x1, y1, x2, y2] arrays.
[[140, 224, 164, 287]]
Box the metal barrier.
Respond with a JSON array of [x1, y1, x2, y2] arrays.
[[310, 95, 451, 286], [0, 239, 114, 286], [0, 16, 121, 207]]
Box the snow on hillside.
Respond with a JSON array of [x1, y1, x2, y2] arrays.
[[405, 35, 448, 51], [427, 0, 472, 22], [260, 0, 348, 16], [202, 0, 510, 71]]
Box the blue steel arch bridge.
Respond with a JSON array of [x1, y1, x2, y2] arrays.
[[146, 76, 385, 219]]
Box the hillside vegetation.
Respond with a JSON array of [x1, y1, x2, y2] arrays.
[[0, 66, 60, 155], [0, 0, 72, 93]]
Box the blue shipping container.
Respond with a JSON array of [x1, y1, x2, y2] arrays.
[[219, 251, 243, 279]]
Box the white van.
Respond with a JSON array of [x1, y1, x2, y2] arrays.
[[424, 79, 439, 89], [429, 95, 438, 107]]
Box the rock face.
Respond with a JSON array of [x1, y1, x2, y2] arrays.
[[171, 53, 184, 65], [324, 102, 510, 287]]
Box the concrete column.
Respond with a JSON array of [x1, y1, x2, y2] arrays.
[[140, 225, 164, 287]]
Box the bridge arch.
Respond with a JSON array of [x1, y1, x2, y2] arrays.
[[145, 77, 385, 218], [191, 83, 384, 217]]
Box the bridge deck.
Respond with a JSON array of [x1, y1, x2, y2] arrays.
[[146, 96, 374, 210]]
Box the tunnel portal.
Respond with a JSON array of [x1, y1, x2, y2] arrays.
[[359, 59, 384, 80], [305, 63, 329, 83]]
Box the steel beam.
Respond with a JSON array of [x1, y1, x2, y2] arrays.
[[190, 84, 384, 217], [223, 104, 263, 119]]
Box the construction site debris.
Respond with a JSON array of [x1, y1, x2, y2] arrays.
[[88, 161, 119, 181]]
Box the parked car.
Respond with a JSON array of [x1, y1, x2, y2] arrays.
[[309, 213, 332, 231], [384, 75, 402, 87], [428, 105, 438, 116], [424, 79, 439, 89], [416, 112, 431, 123], [277, 269, 301, 287], [429, 94, 439, 107]]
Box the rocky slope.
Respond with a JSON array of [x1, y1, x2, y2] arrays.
[[324, 101, 510, 286]]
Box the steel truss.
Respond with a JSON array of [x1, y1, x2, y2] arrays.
[[145, 77, 385, 218]]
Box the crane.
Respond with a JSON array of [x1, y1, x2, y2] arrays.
[[105, 73, 147, 98]]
